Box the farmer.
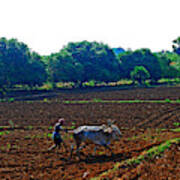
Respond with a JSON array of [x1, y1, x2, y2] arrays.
[[48, 118, 68, 151]]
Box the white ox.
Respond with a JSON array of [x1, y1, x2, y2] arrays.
[[69, 121, 122, 159]]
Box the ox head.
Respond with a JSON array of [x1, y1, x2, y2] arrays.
[[104, 119, 122, 140], [106, 120, 122, 140], [111, 124, 122, 140]]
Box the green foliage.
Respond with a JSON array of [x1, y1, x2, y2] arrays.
[[83, 80, 95, 87], [119, 49, 162, 82], [130, 66, 150, 85], [48, 126, 53, 130], [0, 87, 7, 99], [26, 52, 48, 87], [27, 125, 33, 130], [62, 99, 180, 104], [40, 82, 54, 90], [70, 125, 75, 129], [158, 78, 180, 85], [47, 41, 120, 87], [165, 98, 171, 103], [0, 37, 47, 89], [92, 98, 103, 103], [171, 128, 180, 132], [1, 36, 180, 89], [98, 151, 104, 155], [155, 52, 180, 78], [173, 122, 180, 127], [47, 133, 52, 138], [0, 131, 10, 136], [7, 97, 15, 102], [43, 98, 49, 103]]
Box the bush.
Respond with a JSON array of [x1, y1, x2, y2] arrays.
[[130, 66, 150, 85]]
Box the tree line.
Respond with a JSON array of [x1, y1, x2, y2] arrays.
[[0, 37, 180, 91]]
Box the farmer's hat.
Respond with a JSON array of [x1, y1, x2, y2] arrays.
[[58, 118, 65, 125]]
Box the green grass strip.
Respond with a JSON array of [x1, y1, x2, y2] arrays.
[[63, 99, 180, 104], [91, 137, 180, 180], [0, 131, 10, 136], [171, 128, 180, 132]]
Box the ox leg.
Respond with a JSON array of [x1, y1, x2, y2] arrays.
[[75, 141, 82, 159], [69, 137, 82, 160], [69, 143, 81, 160], [69, 144, 74, 160]]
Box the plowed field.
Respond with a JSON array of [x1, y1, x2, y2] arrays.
[[0, 86, 180, 179]]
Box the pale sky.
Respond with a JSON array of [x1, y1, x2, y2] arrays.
[[0, 0, 179, 55]]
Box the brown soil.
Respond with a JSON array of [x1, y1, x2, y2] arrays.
[[0, 86, 180, 179]]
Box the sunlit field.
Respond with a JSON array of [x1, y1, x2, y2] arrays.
[[0, 86, 180, 179]]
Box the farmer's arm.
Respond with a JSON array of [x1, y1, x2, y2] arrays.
[[61, 126, 75, 132]]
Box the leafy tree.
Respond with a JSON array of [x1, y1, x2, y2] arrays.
[[25, 52, 48, 87], [0, 37, 47, 89], [130, 66, 150, 84], [0, 38, 28, 86], [47, 50, 83, 87], [119, 49, 162, 82], [66, 41, 120, 82], [47, 41, 120, 87], [154, 51, 180, 78]]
